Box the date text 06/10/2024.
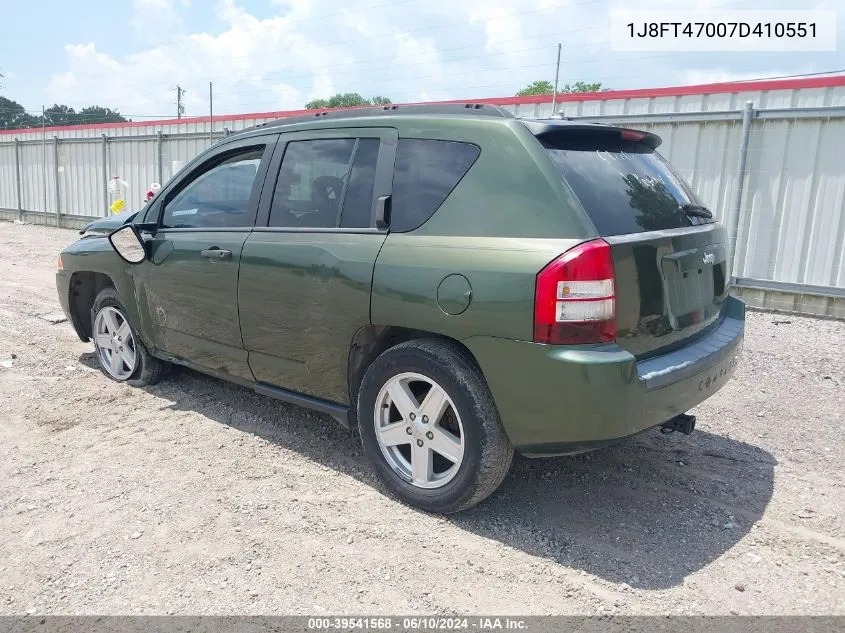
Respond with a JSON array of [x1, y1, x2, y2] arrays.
[[306, 617, 528, 630]]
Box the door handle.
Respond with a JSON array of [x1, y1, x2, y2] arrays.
[[200, 248, 232, 261]]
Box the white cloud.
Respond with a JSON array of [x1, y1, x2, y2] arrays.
[[49, 0, 343, 116], [131, 0, 184, 45], [47, 0, 461, 116], [49, 44, 122, 104], [469, 5, 525, 55], [42, 0, 838, 117], [271, 0, 313, 20]]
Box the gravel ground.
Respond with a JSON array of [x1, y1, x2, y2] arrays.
[[0, 221, 843, 616]]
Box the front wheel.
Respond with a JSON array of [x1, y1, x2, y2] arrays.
[[91, 287, 167, 386], [357, 339, 514, 513]]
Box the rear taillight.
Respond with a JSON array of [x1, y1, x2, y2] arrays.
[[534, 238, 616, 345]]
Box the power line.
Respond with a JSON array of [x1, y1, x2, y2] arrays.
[[208, 39, 574, 90], [0, 107, 175, 119], [4, 62, 841, 127], [3, 60, 843, 124], [144, 0, 607, 66], [732, 68, 845, 82], [0, 0, 758, 98], [222, 67, 845, 113], [2, 20, 602, 91], [4, 1, 608, 89], [0, 37, 594, 117]]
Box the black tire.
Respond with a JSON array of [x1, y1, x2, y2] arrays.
[[357, 338, 514, 513], [90, 287, 168, 387]]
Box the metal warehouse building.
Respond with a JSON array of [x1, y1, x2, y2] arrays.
[[1, 75, 844, 317]]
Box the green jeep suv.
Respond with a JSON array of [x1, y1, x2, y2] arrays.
[[56, 104, 745, 513]]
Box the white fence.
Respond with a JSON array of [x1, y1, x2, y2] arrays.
[[0, 129, 224, 219], [574, 105, 845, 308], [2, 78, 845, 317]]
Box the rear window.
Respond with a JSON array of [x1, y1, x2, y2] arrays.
[[391, 139, 480, 232], [544, 139, 710, 236]]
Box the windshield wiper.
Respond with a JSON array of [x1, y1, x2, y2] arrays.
[[681, 204, 713, 219]]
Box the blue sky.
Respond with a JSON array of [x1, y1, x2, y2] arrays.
[[1, 0, 843, 120]]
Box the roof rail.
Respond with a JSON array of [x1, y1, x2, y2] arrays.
[[250, 103, 515, 130]]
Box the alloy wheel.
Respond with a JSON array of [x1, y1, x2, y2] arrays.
[[93, 306, 137, 381], [374, 372, 465, 489]]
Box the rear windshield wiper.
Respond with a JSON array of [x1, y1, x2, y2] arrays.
[[681, 204, 713, 219]]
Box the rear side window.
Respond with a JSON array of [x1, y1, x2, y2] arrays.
[[390, 139, 480, 232], [544, 139, 709, 236], [268, 138, 380, 229], [269, 139, 355, 228], [341, 138, 380, 228]]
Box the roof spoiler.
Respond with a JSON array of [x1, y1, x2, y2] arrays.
[[521, 120, 662, 150]]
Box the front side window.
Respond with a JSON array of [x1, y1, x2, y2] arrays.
[[269, 138, 380, 229], [161, 147, 264, 229]]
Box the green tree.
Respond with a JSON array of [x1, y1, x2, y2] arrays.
[[305, 93, 393, 109], [516, 80, 609, 96], [78, 105, 129, 124], [0, 96, 39, 129], [304, 98, 330, 109], [43, 104, 129, 125], [0, 99, 129, 130], [622, 174, 683, 232], [329, 93, 368, 108], [43, 104, 78, 125], [516, 80, 555, 96], [560, 81, 607, 93]]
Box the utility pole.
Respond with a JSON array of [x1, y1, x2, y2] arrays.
[[176, 85, 186, 119], [551, 42, 562, 115], [209, 81, 213, 133], [41, 105, 47, 223]]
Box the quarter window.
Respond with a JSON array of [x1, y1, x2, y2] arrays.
[[161, 147, 264, 229], [390, 139, 480, 232]]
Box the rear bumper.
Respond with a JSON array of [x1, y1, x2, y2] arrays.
[[464, 295, 745, 456]]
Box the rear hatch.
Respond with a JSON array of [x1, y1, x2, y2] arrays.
[[528, 121, 730, 359]]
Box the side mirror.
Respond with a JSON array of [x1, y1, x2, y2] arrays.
[[108, 225, 146, 264]]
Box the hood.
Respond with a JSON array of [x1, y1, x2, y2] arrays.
[[79, 209, 139, 236]]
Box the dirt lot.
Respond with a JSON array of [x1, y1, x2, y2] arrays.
[[0, 221, 843, 616]]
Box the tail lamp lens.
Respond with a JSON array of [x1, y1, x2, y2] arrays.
[[534, 238, 616, 345]]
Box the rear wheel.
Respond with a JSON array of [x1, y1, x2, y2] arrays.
[[357, 339, 513, 513], [91, 287, 167, 386]]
